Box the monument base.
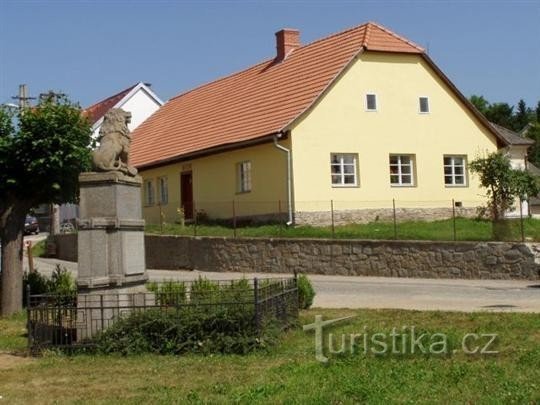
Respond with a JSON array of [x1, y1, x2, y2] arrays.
[[77, 171, 148, 290], [77, 284, 155, 340]]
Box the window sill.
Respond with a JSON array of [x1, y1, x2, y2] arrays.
[[236, 190, 251, 195], [390, 184, 415, 188], [332, 184, 359, 188], [445, 185, 468, 188]]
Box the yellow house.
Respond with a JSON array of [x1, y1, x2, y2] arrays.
[[130, 22, 530, 226]]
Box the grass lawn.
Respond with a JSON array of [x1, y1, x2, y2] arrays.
[[146, 217, 540, 242], [1, 309, 539, 403]]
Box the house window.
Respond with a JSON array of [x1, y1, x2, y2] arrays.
[[444, 156, 467, 186], [419, 97, 430, 113], [331, 154, 358, 186], [366, 94, 377, 111], [237, 161, 252, 193], [158, 176, 168, 204], [389, 155, 415, 186], [144, 179, 155, 206]]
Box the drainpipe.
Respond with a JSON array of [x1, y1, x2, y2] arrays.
[[273, 133, 293, 225]]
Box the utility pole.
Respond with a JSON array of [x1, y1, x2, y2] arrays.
[[12, 84, 36, 108]]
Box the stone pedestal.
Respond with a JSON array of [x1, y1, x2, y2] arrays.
[[77, 172, 148, 290], [76, 172, 149, 339]]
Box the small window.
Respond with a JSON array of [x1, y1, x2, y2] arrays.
[[158, 176, 168, 204], [144, 179, 155, 206], [237, 161, 252, 193], [331, 153, 358, 186], [444, 156, 467, 186], [419, 97, 430, 113], [366, 94, 377, 111], [389, 155, 415, 186]]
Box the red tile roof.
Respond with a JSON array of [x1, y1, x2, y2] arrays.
[[84, 84, 138, 125], [130, 22, 495, 169]]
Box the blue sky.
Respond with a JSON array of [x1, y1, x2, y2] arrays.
[[1, 1, 539, 109]]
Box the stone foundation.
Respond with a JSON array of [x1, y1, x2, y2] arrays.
[[295, 207, 479, 226]]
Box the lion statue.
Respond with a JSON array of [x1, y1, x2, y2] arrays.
[[92, 108, 137, 176]]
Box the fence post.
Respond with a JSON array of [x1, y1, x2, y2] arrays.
[[392, 199, 397, 240], [26, 284, 32, 351], [331, 200, 335, 239], [232, 200, 237, 238], [278, 200, 283, 237], [159, 202, 163, 234], [26, 241, 34, 273], [100, 294, 104, 332], [193, 200, 197, 237], [520, 199, 525, 242], [452, 199, 457, 241], [253, 277, 260, 334]]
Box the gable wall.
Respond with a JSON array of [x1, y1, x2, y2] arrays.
[[289, 52, 499, 213]]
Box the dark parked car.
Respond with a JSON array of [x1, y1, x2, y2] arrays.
[[24, 215, 40, 235]]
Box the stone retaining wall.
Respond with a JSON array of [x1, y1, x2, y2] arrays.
[[55, 234, 540, 280]]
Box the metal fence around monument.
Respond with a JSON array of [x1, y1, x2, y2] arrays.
[[27, 276, 298, 353]]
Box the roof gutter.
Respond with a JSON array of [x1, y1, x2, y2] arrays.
[[273, 132, 293, 226]]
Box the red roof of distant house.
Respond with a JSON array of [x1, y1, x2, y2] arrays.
[[130, 22, 502, 169], [84, 84, 138, 125]]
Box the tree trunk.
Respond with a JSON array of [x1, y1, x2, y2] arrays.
[[1, 203, 28, 316]]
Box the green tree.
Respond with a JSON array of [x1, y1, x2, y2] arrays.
[[469, 95, 490, 115], [515, 99, 530, 131], [0, 96, 91, 315], [485, 102, 515, 130], [525, 123, 540, 167], [470, 152, 538, 239], [536, 101, 540, 123]]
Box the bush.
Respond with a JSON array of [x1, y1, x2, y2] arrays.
[[23, 265, 76, 305], [147, 280, 187, 306], [297, 274, 315, 309], [190, 276, 221, 304], [94, 307, 278, 355]]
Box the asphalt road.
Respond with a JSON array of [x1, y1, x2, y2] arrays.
[[31, 256, 540, 313]]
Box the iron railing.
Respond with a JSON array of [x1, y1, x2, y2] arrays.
[[27, 276, 298, 352]]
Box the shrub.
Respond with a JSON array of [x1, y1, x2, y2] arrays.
[[49, 265, 76, 296], [190, 276, 221, 304], [94, 307, 278, 355], [147, 280, 187, 306], [22, 265, 76, 306], [297, 274, 315, 309]]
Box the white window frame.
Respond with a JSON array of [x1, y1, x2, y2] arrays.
[[331, 153, 359, 187], [144, 179, 155, 206], [419, 96, 430, 114], [389, 154, 415, 187], [237, 161, 252, 193], [157, 176, 168, 205], [444, 155, 468, 187], [365, 93, 378, 112]]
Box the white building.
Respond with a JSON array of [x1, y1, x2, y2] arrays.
[[85, 82, 164, 140]]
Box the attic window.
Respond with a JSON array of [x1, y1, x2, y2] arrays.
[[366, 94, 377, 111], [419, 97, 430, 113]]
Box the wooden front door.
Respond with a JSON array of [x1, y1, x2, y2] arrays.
[[180, 172, 194, 220]]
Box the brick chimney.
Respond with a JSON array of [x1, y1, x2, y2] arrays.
[[275, 28, 300, 62]]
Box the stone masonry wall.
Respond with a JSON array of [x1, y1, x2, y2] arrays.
[[295, 207, 478, 226], [55, 234, 540, 280]]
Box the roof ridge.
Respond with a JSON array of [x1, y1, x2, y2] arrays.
[[362, 22, 372, 48], [366, 21, 425, 52], [169, 23, 373, 103], [85, 82, 140, 110]]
